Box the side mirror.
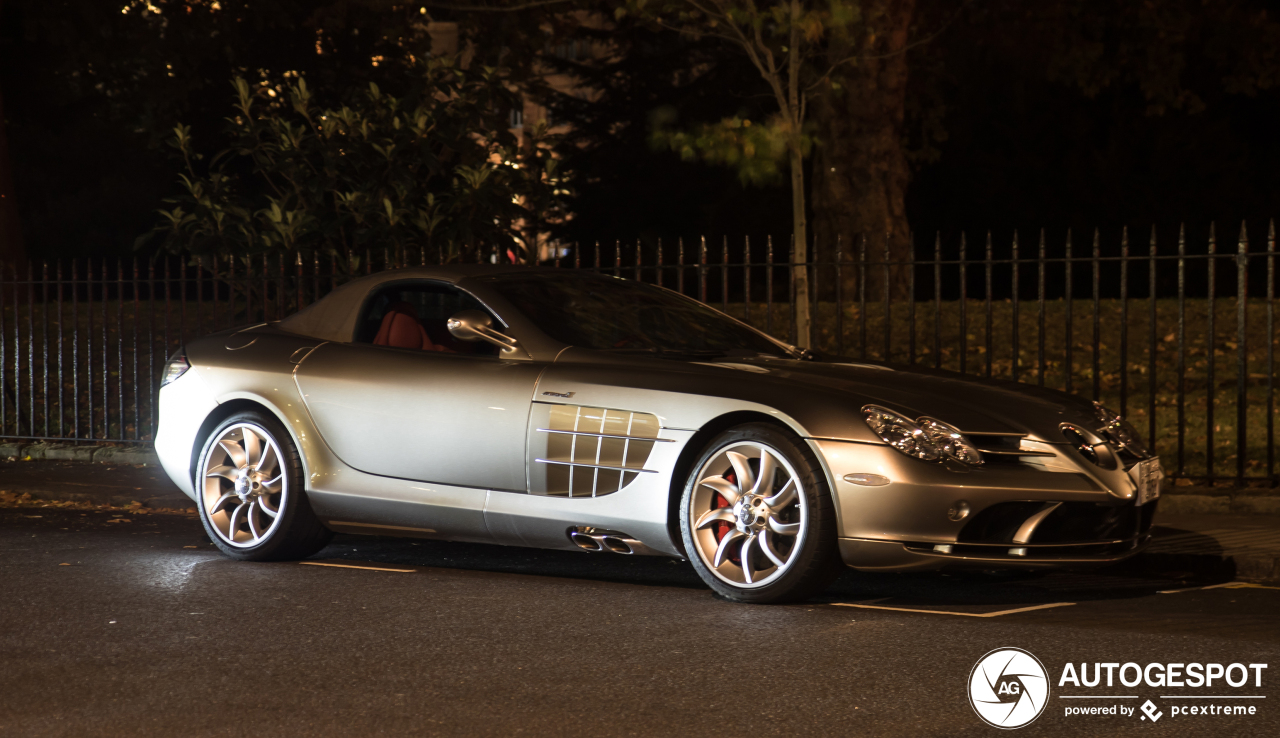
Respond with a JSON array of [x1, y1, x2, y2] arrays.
[[447, 310, 520, 354]]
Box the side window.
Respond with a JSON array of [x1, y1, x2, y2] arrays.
[[355, 282, 502, 357]]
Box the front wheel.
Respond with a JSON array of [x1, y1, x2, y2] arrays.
[[680, 423, 843, 603], [195, 410, 332, 561]]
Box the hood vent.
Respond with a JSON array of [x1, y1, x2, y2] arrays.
[[966, 432, 1056, 461]]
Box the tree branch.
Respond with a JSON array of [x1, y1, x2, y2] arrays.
[[802, 0, 972, 94]]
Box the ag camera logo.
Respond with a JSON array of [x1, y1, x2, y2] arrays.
[[969, 648, 1050, 729]]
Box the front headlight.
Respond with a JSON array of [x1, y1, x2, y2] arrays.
[[161, 349, 190, 387], [862, 405, 940, 461], [918, 417, 984, 466], [861, 405, 983, 466], [1092, 402, 1149, 457]]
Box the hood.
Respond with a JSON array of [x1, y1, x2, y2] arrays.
[[683, 355, 1103, 443]]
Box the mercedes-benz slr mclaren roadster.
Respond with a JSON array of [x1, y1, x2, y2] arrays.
[[156, 266, 1162, 603]]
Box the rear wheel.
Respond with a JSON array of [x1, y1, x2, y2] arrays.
[[195, 410, 332, 561], [680, 423, 842, 603]]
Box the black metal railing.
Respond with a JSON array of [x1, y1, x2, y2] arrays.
[[1, 223, 1275, 486]]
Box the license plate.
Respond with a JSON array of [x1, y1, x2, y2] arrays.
[[1133, 457, 1163, 506]]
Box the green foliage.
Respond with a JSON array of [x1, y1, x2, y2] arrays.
[[649, 107, 810, 185], [618, 0, 861, 47], [623, 1, 862, 176], [140, 57, 564, 268]]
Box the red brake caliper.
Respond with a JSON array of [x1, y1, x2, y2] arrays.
[[712, 471, 735, 556]]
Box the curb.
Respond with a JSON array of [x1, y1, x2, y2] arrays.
[[6, 487, 195, 511], [0, 442, 160, 467]]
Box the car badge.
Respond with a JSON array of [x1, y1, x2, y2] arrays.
[[541, 390, 575, 398]]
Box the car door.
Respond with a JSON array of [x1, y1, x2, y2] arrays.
[[293, 280, 544, 491]]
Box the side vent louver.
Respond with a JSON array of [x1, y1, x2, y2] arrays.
[[534, 405, 670, 497]]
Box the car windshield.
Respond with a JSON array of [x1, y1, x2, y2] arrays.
[[480, 272, 790, 357]]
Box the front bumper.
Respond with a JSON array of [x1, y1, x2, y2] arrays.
[[809, 438, 1159, 571], [838, 528, 1152, 572]]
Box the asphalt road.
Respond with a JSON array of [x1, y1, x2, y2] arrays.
[[1, 508, 1277, 737]]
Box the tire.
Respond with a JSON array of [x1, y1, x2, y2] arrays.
[[679, 422, 843, 603], [194, 410, 333, 561]]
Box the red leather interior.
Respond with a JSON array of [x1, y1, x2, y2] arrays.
[[373, 302, 440, 351]]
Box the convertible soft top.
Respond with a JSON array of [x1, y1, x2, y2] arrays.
[[277, 265, 552, 343]]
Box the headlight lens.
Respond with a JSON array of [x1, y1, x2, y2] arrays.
[[1092, 402, 1149, 457], [862, 405, 983, 466], [161, 350, 190, 387], [862, 405, 940, 461], [918, 417, 985, 466]]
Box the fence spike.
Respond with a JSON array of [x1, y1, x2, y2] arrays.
[[1011, 229, 1020, 382], [1091, 228, 1101, 401], [958, 231, 967, 375], [1147, 224, 1158, 452], [1037, 228, 1046, 387], [1064, 227, 1074, 395], [1119, 226, 1130, 415], [932, 232, 941, 369], [1236, 220, 1250, 482], [1206, 221, 1217, 480], [984, 230, 994, 379]]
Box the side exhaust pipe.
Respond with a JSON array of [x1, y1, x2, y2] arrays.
[[566, 527, 660, 556], [569, 531, 604, 552], [600, 536, 633, 555]]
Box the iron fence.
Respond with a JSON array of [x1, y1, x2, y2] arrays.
[[0, 222, 1276, 486]]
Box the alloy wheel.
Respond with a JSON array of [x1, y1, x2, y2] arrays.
[[200, 423, 287, 548], [688, 441, 808, 588]]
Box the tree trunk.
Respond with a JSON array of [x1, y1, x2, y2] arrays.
[[0, 0, 26, 272], [790, 141, 811, 348], [784, 0, 811, 348], [811, 0, 915, 300]]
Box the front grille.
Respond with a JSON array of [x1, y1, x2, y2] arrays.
[[959, 500, 1158, 545]]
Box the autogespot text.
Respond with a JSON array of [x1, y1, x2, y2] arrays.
[[1058, 661, 1266, 721]]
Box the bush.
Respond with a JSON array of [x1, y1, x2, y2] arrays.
[[141, 58, 563, 270]]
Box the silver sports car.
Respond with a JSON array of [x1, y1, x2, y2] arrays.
[[156, 266, 1162, 603]]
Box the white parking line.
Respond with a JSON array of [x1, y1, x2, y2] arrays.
[[831, 601, 1074, 618], [1157, 582, 1280, 594], [299, 562, 415, 573]]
